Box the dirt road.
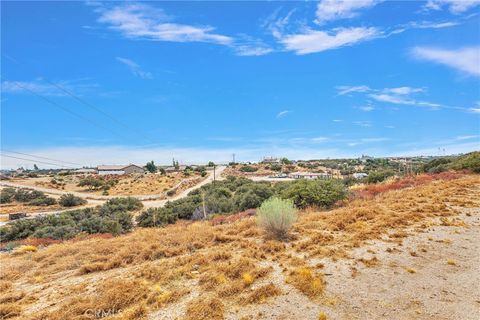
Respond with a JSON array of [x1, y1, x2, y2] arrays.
[[0, 166, 226, 222]]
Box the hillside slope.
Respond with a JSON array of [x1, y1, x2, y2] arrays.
[[1, 175, 479, 320]]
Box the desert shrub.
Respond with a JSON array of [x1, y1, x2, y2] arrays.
[[14, 189, 44, 202], [166, 189, 176, 196], [234, 190, 263, 211], [136, 208, 177, 227], [449, 151, 480, 173], [281, 179, 347, 209], [4, 188, 56, 206], [422, 157, 452, 173], [0, 188, 16, 203], [77, 177, 104, 190], [28, 197, 56, 206], [103, 197, 143, 211], [0, 197, 139, 241], [257, 197, 297, 239], [270, 164, 282, 171], [239, 165, 257, 173], [366, 171, 394, 184], [59, 194, 87, 207]]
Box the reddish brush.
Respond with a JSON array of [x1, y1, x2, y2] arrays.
[[21, 238, 62, 247], [69, 233, 114, 242], [354, 172, 466, 199], [210, 209, 256, 225]]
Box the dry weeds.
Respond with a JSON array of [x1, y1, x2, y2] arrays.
[[0, 174, 478, 319]]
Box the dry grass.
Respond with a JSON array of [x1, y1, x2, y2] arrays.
[[10, 171, 203, 196], [186, 297, 225, 320], [0, 174, 478, 319], [287, 267, 325, 297], [242, 283, 282, 304]]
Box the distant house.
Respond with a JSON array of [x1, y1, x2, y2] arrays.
[[74, 168, 97, 174], [261, 156, 280, 164], [97, 164, 145, 175], [353, 172, 368, 179], [288, 172, 332, 180]]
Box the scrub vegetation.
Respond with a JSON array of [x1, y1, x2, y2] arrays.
[[0, 174, 478, 319]]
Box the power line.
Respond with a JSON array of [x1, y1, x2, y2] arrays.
[[3, 53, 155, 144], [0, 150, 82, 166], [0, 154, 73, 168]]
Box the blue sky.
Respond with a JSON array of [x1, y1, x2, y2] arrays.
[[1, 0, 479, 168]]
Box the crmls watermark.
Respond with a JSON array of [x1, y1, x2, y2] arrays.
[[84, 308, 122, 318]]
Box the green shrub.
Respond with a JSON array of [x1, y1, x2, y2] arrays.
[[136, 207, 177, 227], [0, 188, 16, 203], [78, 177, 104, 190], [449, 152, 480, 173], [366, 171, 394, 184], [270, 164, 282, 172], [281, 179, 347, 209], [59, 194, 87, 207], [257, 197, 297, 240], [0, 197, 139, 241], [28, 197, 56, 206], [239, 166, 258, 173], [422, 158, 452, 173], [14, 189, 45, 202]]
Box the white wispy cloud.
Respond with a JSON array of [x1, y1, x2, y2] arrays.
[[411, 46, 480, 76], [337, 85, 449, 109], [234, 36, 274, 56], [280, 27, 380, 55], [97, 3, 233, 45], [424, 0, 480, 14], [369, 93, 441, 108], [311, 136, 330, 143], [383, 87, 425, 95], [315, 0, 381, 24], [353, 120, 372, 127], [358, 106, 374, 112], [456, 135, 478, 140], [409, 20, 459, 29], [336, 85, 371, 95], [116, 57, 153, 79], [1, 79, 99, 96], [276, 110, 291, 118]]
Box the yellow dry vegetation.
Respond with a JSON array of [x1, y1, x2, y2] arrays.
[[11, 171, 203, 196], [0, 175, 478, 319]]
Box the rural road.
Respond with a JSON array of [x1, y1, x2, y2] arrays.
[[0, 166, 226, 222]]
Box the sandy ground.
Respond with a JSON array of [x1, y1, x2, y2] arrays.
[[149, 207, 480, 320], [226, 208, 480, 320]]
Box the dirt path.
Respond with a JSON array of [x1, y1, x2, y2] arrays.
[[0, 166, 225, 201], [0, 167, 226, 222], [225, 208, 480, 320]]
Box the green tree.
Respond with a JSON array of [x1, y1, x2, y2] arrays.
[[33, 164, 39, 171], [282, 179, 347, 209], [145, 160, 157, 173]]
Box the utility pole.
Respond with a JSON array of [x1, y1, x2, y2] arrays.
[[213, 164, 216, 185]]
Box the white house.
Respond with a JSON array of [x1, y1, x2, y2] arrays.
[[261, 156, 280, 164], [97, 164, 145, 175], [353, 172, 368, 179], [288, 172, 332, 180]]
